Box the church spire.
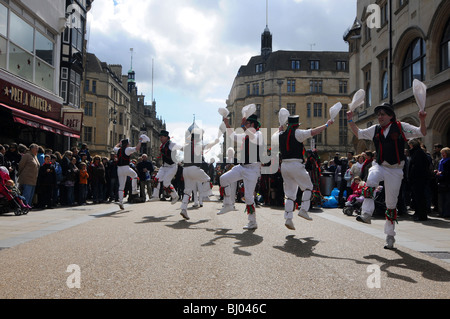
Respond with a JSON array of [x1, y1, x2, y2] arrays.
[[261, 0, 272, 58], [127, 48, 136, 93]]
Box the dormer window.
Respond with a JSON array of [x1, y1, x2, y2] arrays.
[[255, 63, 263, 73], [310, 60, 320, 70]]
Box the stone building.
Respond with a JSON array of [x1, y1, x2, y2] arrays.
[[0, 0, 85, 150], [82, 52, 165, 159], [226, 24, 352, 160], [344, 0, 450, 152]]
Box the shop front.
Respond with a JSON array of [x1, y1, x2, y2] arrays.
[[0, 72, 79, 152]]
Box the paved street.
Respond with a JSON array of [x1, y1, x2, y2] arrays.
[[0, 188, 449, 301]]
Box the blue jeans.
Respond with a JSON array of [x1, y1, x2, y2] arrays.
[[79, 184, 88, 204], [67, 186, 75, 205], [21, 184, 36, 207]]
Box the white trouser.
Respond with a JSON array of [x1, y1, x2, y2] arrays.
[[362, 162, 403, 237], [220, 163, 260, 220], [229, 181, 237, 205], [281, 160, 313, 219], [153, 163, 178, 196], [181, 166, 210, 210], [117, 165, 138, 203]]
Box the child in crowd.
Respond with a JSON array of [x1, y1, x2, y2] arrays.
[[345, 176, 366, 205], [5, 179, 31, 209], [78, 162, 89, 205]]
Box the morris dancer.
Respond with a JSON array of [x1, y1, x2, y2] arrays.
[[275, 115, 333, 230], [218, 114, 263, 230], [149, 130, 179, 204], [179, 127, 211, 220], [347, 103, 427, 249], [114, 138, 141, 210]]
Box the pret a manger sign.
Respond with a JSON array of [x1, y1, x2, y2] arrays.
[[0, 78, 61, 121]]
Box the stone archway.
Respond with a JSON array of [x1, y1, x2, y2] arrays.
[[429, 103, 450, 146]]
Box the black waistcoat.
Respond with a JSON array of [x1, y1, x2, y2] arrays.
[[117, 147, 130, 166], [279, 129, 304, 160], [373, 122, 406, 165]]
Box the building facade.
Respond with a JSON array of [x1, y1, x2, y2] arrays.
[[60, 0, 93, 142], [226, 25, 351, 160], [83, 52, 165, 159], [0, 0, 83, 150], [344, 0, 450, 152]]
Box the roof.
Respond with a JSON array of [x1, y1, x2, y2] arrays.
[[237, 50, 349, 77]]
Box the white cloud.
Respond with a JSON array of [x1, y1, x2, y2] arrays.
[[87, 0, 356, 127]]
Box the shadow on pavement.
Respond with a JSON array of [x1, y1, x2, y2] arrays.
[[274, 235, 371, 265], [202, 228, 264, 256], [364, 249, 450, 283]]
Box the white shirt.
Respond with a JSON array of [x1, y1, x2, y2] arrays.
[[358, 122, 423, 141], [114, 146, 137, 156], [358, 121, 424, 168]]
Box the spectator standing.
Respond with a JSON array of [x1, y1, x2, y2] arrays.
[[5, 143, 21, 182], [59, 151, 73, 206], [137, 154, 154, 200], [360, 151, 374, 182], [89, 155, 106, 204], [65, 157, 79, 206], [436, 147, 450, 218], [80, 143, 91, 162], [37, 155, 57, 209], [102, 157, 110, 202], [108, 153, 119, 202], [37, 146, 45, 165], [51, 154, 63, 206], [350, 154, 364, 183], [431, 144, 443, 212], [334, 151, 354, 207], [78, 162, 89, 205], [407, 139, 430, 221], [17, 144, 40, 207]]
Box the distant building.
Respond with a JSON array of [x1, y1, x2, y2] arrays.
[[226, 24, 351, 160], [83, 52, 165, 159], [344, 0, 450, 152], [59, 0, 94, 146]]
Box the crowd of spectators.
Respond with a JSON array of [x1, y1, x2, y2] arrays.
[[0, 142, 156, 210], [0, 141, 448, 219]]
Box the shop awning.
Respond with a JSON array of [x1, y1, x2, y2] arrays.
[[0, 103, 80, 139]]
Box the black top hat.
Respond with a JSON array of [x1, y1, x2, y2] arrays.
[[288, 115, 300, 125], [247, 114, 261, 127], [374, 103, 396, 118], [121, 138, 129, 147], [159, 130, 169, 137]]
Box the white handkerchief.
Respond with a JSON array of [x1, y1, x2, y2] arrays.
[[242, 104, 256, 118], [349, 89, 365, 112], [278, 108, 290, 126], [413, 79, 427, 112], [329, 102, 342, 121]]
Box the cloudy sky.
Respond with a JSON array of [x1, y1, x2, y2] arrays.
[[87, 0, 357, 160]]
